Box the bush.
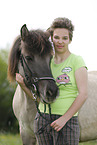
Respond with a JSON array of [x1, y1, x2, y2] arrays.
[[0, 48, 18, 133]]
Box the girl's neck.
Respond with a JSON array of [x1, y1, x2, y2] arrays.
[[54, 50, 71, 64]]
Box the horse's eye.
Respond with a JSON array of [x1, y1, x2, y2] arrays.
[[25, 56, 34, 61]]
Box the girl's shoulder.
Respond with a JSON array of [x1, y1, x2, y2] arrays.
[[70, 53, 87, 71]]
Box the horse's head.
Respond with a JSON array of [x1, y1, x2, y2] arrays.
[[8, 24, 59, 104]]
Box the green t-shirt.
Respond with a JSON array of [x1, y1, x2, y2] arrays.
[[39, 53, 86, 116]]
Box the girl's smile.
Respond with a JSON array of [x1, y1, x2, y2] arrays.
[[53, 28, 70, 53]]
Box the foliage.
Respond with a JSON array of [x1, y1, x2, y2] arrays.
[[0, 48, 18, 133]]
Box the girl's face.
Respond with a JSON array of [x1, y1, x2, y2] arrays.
[[53, 28, 70, 53]]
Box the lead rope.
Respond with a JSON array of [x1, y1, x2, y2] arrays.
[[34, 100, 51, 122], [34, 101, 53, 135], [33, 93, 57, 144], [48, 104, 56, 145], [48, 104, 52, 121]]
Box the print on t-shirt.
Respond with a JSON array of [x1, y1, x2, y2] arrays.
[[62, 67, 72, 73], [56, 67, 72, 86]]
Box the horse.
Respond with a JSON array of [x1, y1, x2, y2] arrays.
[[78, 71, 97, 142], [8, 24, 59, 145]]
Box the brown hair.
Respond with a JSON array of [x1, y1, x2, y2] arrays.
[[47, 17, 74, 41]]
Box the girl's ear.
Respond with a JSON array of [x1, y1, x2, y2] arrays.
[[69, 40, 71, 44]]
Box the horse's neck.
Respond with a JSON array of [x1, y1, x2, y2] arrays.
[[18, 87, 37, 115]]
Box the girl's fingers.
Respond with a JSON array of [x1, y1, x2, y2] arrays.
[[16, 73, 24, 84]]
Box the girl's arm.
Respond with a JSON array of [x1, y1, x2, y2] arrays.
[[51, 67, 88, 132]]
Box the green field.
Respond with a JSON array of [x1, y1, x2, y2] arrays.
[[0, 134, 97, 145], [0, 134, 22, 145]]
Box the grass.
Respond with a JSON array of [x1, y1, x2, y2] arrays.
[[79, 140, 97, 145], [0, 133, 97, 145], [0, 133, 22, 145]]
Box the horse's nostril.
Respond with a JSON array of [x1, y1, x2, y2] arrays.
[[46, 90, 53, 96]]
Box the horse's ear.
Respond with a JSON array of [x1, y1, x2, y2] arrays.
[[21, 24, 29, 41]]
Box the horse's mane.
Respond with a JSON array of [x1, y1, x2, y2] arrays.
[[8, 36, 21, 82], [8, 29, 53, 82]]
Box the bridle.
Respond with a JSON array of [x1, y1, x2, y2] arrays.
[[20, 53, 55, 99]]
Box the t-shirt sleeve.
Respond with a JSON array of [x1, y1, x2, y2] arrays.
[[74, 56, 87, 71]]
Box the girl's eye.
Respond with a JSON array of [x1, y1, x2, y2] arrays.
[[63, 36, 68, 40], [54, 36, 59, 39], [25, 56, 34, 61]]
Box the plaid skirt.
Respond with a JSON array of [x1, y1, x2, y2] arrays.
[[34, 112, 80, 145]]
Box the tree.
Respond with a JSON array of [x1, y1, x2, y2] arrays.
[[0, 48, 18, 133]]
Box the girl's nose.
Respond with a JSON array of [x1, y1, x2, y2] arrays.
[[58, 39, 63, 43]]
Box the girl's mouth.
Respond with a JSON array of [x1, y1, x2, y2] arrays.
[[57, 45, 63, 48]]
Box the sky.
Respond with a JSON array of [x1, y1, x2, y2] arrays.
[[0, 0, 97, 71]]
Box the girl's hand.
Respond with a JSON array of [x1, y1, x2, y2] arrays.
[[51, 116, 66, 132], [16, 73, 40, 102], [16, 73, 25, 87]]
